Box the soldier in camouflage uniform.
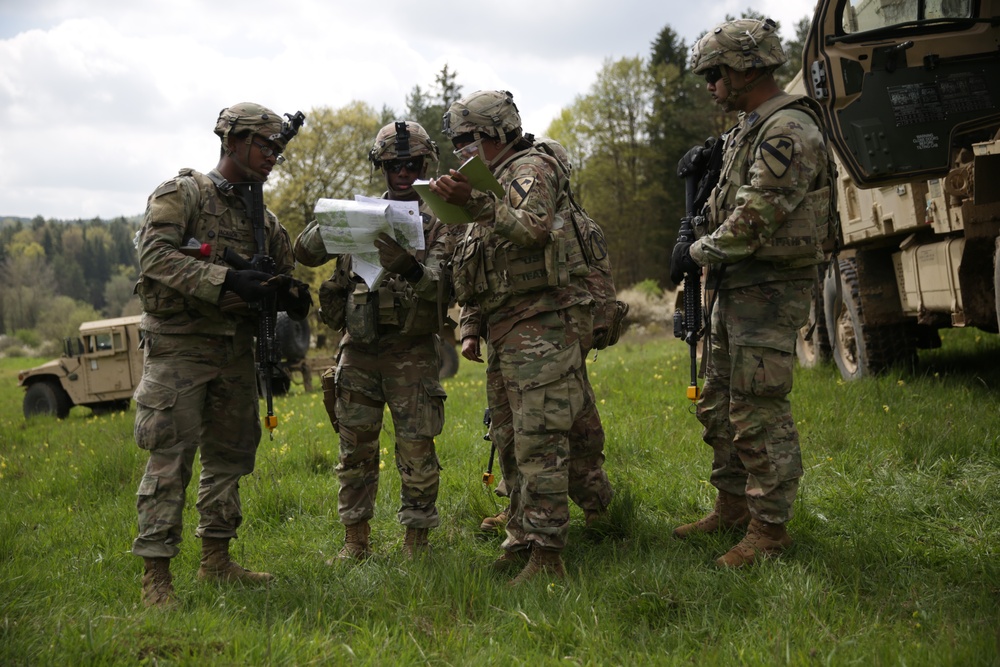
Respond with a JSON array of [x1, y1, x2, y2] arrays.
[[293, 121, 457, 561], [132, 102, 311, 607], [432, 91, 613, 584], [670, 18, 832, 567], [465, 137, 613, 535]]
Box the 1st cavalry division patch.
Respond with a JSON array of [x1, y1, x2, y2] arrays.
[[508, 176, 535, 209], [759, 135, 795, 179]]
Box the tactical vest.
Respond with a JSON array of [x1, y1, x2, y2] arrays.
[[452, 148, 588, 311], [134, 168, 263, 321], [340, 212, 446, 343], [707, 95, 832, 269]]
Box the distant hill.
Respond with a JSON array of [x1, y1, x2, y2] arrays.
[[1, 214, 143, 227]]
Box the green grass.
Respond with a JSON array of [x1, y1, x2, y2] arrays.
[[1, 330, 998, 665]]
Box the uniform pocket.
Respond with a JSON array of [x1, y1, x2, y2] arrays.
[[133, 377, 178, 451], [518, 344, 583, 434], [417, 376, 448, 438]]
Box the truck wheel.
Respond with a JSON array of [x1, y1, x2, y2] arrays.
[[23, 381, 73, 419], [276, 312, 310, 361], [437, 336, 460, 379], [824, 256, 916, 381], [796, 266, 832, 368]]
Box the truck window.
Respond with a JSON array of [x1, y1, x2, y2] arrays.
[[87, 333, 114, 352], [843, 0, 973, 33]]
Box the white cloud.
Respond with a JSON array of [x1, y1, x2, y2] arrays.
[[0, 0, 816, 219]]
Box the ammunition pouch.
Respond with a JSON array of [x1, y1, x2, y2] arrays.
[[345, 286, 379, 344], [377, 278, 441, 337], [319, 280, 349, 332], [494, 240, 563, 294], [135, 276, 187, 317]]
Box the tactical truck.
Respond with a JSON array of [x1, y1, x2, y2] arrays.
[[793, 0, 1000, 380], [18, 316, 143, 418]]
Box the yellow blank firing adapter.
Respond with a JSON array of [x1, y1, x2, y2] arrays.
[[687, 384, 701, 402], [482, 471, 495, 486]]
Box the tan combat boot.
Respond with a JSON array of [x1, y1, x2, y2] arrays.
[[328, 520, 371, 564], [672, 490, 750, 538], [141, 557, 177, 609], [479, 508, 509, 532], [509, 547, 565, 586], [403, 527, 430, 559], [715, 518, 793, 568], [197, 537, 274, 584], [489, 547, 530, 575]]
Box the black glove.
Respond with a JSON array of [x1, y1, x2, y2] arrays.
[[222, 269, 277, 304], [277, 277, 313, 321], [677, 137, 717, 179], [374, 232, 423, 282], [670, 242, 700, 286]]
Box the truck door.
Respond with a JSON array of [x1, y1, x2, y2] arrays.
[[802, 0, 1000, 187], [83, 323, 135, 399]]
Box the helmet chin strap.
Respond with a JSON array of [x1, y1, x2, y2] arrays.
[[476, 131, 519, 169], [228, 137, 266, 182], [719, 66, 768, 112]]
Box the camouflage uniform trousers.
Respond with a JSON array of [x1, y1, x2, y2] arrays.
[[487, 304, 599, 553], [487, 342, 613, 514], [131, 330, 261, 559], [331, 332, 445, 528], [697, 279, 813, 525]]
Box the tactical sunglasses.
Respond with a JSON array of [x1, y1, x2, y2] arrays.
[[703, 67, 723, 85], [383, 157, 424, 174]]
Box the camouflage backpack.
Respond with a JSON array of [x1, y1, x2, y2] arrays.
[[533, 138, 629, 350]]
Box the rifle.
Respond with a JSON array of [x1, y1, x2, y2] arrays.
[[672, 137, 721, 402], [481, 408, 495, 487], [227, 111, 307, 438]]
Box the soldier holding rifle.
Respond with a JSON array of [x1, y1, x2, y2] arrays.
[[670, 19, 832, 568], [131, 103, 309, 607]]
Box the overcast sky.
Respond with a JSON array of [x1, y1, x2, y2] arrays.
[[0, 0, 817, 220]]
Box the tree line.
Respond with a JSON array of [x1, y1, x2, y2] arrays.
[[0, 13, 808, 342]]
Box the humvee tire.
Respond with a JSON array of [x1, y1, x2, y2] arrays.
[[23, 380, 72, 419]]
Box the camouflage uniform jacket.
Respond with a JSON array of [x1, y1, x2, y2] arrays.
[[458, 146, 592, 341], [294, 196, 457, 341], [134, 168, 295, 336], [692, 92, 831, 289]]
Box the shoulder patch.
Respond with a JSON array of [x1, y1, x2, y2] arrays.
[[759, 135, 795, 179], [508, 176, 535, 209], [153, 180, 179, 198]]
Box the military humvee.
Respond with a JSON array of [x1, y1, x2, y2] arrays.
[[793, 0, 1000, 380], [18, 316, 143, 418]]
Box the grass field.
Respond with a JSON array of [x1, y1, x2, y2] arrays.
[[1, 330, 998, 665]]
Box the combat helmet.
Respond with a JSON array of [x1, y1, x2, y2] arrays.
[[215, 103, 285, 146], [442, 90, 522, 144], [690, 17, 786, 74], [368, 121, 439, 169]]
